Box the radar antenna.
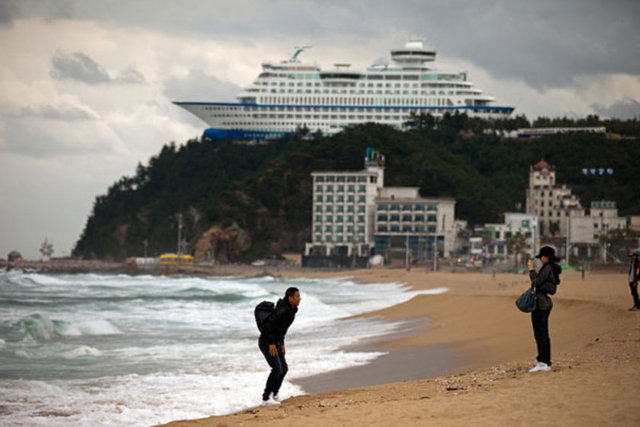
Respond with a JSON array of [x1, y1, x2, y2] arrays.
[[290, 45, 312, 62]]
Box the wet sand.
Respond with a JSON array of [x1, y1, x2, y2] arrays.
[[158, 268, 640, 426]]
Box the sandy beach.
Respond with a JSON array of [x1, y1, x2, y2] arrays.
[[156, 267, 640, 426]]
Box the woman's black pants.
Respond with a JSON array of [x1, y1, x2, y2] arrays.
[[531, 309, 551, 366]]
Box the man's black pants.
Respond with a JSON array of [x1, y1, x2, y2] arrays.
[[531, 309, 551, 366], [259, 339, 288, 401]]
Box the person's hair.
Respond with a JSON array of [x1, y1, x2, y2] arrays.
[[285, 287, 299, 299]]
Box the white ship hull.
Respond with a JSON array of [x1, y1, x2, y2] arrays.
[[174, 41, 514, 140]]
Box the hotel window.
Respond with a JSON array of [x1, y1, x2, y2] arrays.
[[315, 226, 322, 232], [358, 226, 365, 233], [403, 215, 412, 222], [325, 216, 333, 223], [315, 206, 322, 212], [347, 225, 354, 232], [402, 226, 411, 232], [378, 225, 388, 232], [326, 236, 333, 242], [378, 215, 388, 221], [337, 185, 344, 192], [390, 204, 400, 211], [316, 196, 322, 202], [347, 206, 355, 213], [337, 195, 344, 202], [315, 185, 323, 192], [403, 204, 412, 211], [325, 225, 332, 232], [337, 226, 343, 233], [358, 216, 365, 223], [427, 215, 437, 222], [415, 215, 424, 221], [337, 205, 344, 213], [428, 226, 436, 233], [348, 196, 355, 203], [358, 206, 365, 213], [337, 216, 344, 223], [326, 205, 333, 212], [427, 204, 437, 211], [358, 196, 366, 203], [336, 236, 343, 243], [359, 185, 366, 192], [326, 185, 333, 192], [326, 195, 333, 202], [378, 204, 388, 211], [391, 225, 399, 232]]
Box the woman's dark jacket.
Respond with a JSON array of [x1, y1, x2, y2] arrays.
[[529, 262, 561, 311], [260, 298, 297, 345]]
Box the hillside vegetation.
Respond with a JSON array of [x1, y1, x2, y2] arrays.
[[72, 115, 640, 261]]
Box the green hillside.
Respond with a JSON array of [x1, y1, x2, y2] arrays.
[[72, 116, 640, 261]]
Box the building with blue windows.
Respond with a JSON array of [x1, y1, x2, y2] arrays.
[[304, 150, 457, 266]]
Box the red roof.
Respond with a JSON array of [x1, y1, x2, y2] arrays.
[[532, 159, 554, 171]]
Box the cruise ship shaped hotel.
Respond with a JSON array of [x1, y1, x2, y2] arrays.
[[174, 40, 514, 140]]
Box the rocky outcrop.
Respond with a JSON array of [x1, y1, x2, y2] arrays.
[[192, 223, 251, 263]]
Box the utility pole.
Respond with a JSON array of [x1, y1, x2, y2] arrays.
[[565, 211, 570, 266], [405, 234, 410, 271], [176, 213, 183, 254]]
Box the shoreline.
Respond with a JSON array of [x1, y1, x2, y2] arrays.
[[157, 268, 640, 426], [4, 262, 639, 425]]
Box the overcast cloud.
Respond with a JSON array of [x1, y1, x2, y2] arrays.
[[0, 0, 639, 259]]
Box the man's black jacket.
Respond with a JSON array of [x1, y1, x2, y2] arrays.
[[260, 298, 297, 345]]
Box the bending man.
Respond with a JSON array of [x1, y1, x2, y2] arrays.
[[259, 287, 300, 405]]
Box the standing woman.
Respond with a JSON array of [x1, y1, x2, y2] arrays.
[[527, 246, 562, 372]]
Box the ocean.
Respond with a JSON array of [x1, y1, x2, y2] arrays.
[[0, 270, 447, 426]]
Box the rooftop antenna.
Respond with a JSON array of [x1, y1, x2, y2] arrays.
[[290, 45, 312, 62]]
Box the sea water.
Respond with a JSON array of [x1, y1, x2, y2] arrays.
[[0, 270, 447, 426]]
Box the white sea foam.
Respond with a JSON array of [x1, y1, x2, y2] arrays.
[[0, 271, 449, 426], [63, 346, 102, 358], [61, 319, 122, 336]]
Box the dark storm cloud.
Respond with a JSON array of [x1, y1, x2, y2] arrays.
[[9, 0, 640, 90], [50, 50, 111, 84], [50, 51, 147, 85], [592, 98, 640, 119]]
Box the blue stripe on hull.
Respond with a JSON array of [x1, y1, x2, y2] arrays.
[[175, 101, 514, 113], [203, 128, 291, 140]]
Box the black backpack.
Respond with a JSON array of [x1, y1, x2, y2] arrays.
[[254, 300, 275, 333]]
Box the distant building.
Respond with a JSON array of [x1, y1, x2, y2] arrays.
[[373, 187, 456, 263], [516, 127, 606, 138], [305, 152, 385, 258], [475, 213, 539, 264], [525, 159, 581, 238], [568, 201, 627, 259], [304, 149, 457, 267]]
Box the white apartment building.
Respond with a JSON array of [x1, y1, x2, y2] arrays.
[[483, 213, 539, 262], [568, 201, 626, 258], [373, 187, 456, 259], [305, 152, 457, 261], [305, 159, 384, 257], [526, 159, 581, 237]]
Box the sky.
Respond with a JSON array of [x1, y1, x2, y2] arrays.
[[1, 0, 639, 260]]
